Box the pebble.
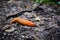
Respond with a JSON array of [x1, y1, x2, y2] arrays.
[[45, 8, 53, 12], [39, 27, 45, 31], [34, 27, 40, 31], [3, 32, 7, 36], [21, 35, 25, 38], [24, 12, 34, 18]]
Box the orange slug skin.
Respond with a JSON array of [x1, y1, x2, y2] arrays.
[[11, 17, 35, 27]]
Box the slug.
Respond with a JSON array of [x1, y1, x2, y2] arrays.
[[11, 17, 36, 27]]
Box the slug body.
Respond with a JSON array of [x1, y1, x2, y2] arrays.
[[11, 17, 35, 27]]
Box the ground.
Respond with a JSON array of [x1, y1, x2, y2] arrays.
[[0, 0, 60, 40]]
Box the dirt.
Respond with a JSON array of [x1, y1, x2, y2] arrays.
[[0, 0, 60, 40]]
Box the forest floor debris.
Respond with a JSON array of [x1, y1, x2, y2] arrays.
[[0, 0, 60, 40]]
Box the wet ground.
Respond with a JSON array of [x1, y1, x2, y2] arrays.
[[0, 0, 60, 40]]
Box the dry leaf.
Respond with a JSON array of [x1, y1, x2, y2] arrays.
[[5, 27, 16, 33]]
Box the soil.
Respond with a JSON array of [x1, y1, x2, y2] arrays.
[[0, 0, 60, 40]]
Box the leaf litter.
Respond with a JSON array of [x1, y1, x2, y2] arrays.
[[0, 0, 60, 40]]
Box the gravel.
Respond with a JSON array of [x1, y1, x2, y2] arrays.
[[0, 0, 60, 40]]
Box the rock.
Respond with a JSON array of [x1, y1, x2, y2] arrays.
[[32, 3, 39, 9], [34, 27, 45, 32], [40, 20, 44, 24], [21, 35, 25, 38], [24, 12, 34, 18], [45, 8, 53, 12], [39, 4, 47, 10], [39, 27, 45, 31], [34, 27, 40, 31]]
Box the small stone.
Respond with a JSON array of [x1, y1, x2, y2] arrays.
[[40, 20, 44, 24], [14, 30, 19, 34], [21, 35, 25, 38], [24, 12, 34, 18], [34, 27, 40, 31], [32, 4, 39, 9], [39, 27, 45, 31], [46, 26, 53, 30], [45, 8, 53, 12], [3, 32, 7, 36]]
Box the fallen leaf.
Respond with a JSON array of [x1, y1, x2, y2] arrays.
[[5, 27, 16, 33], [2, 25, 10, 30], [35, 16, 40, 21]]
